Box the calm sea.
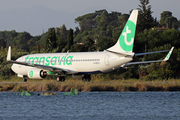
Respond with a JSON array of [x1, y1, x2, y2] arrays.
[[0, 92, 180, 120]]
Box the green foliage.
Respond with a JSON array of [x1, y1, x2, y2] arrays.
[[35, 31, 48, 46], [160, 11, 178, 28], [11, 31, 32, 51], [59, 24, 68, 39], [70, 44, 86, 52], [97, 36, 115, 51], [56, 37, 67, 52], [137, 0, 156, 32], [0, 38, 6, 48], [118, 14, 129, 23], [65, 28, 74, 51], [84, 36, 96, 51], [29, 36, 41, 46], [44, 28, 57, 52]]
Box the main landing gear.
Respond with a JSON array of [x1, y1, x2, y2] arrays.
[[57, 76, 65, 82], [23, 76, 27, 82], [82, 74, 91, 82]]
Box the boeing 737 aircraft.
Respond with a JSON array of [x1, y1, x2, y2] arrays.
[[7, 10, 174, 82]]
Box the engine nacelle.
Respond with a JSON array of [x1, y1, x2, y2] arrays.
[[27, 68, 47, 79]]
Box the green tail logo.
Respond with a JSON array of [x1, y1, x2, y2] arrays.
[[119, 20, 136, 52]]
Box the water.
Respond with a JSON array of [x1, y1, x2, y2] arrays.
[[0, 92, 180, 120]]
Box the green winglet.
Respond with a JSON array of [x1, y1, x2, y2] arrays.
[[164, 47, 174, 61], [64, 88, 78, 95]]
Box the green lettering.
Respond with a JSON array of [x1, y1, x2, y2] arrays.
[[60, 56, 64, 65], [45, 56, 51, 66], [32, 57, 39, 64], [25, 55, 74, 66], [39, 57, 45, 65], [25, 56, 29, 62], [66, 56, 73, 65], [51, 56, 57, 66], [58, 56, 61, 65], [63, 54, 68, 65], [29, 57, 34, 64]]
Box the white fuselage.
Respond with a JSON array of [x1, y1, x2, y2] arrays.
[[11, 51, 133, 76]]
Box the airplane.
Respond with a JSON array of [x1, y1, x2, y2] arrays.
[[6, 10, 174, 82]]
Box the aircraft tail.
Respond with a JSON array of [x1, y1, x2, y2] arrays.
[[107, 10, 138, 53]]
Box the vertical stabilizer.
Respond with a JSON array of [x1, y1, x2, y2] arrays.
[[107, 10, 138, 53]]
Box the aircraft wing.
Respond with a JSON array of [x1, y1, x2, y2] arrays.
[[6, 46, 72, 74], [124, 47, 174, 67]]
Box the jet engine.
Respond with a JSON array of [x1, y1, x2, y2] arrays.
[[27, 68, 47, 79]]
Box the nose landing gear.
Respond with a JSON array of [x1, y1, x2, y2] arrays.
[[82, 74, 91, 82], [23, 76, 27, 82]]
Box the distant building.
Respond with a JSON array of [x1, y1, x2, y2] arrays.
[[151, 27, 169, 31], [77, 43, 84, 45]]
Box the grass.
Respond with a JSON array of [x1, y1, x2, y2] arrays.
[[0, 76, 180, 92]]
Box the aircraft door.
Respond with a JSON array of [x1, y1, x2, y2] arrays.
[[104, 54, 109, 66]]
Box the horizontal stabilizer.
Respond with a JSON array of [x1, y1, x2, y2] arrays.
[[124, 47, 174, 67], [135, 50, 169, 56]]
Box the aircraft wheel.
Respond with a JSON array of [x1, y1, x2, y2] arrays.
[[87, 77, 91, 82], [57, 76, 65, 82], [61, 76, 65, 82], [82, 75, 91, 82], [23, 76, 27, 82], [82, 77, 87, 81]]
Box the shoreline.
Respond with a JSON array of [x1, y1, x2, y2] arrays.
[[0, 80, 180, 92]]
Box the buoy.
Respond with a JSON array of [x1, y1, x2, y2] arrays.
[[21, 90, 34, 96], [41, 92, 57, 96], [64, 88, 78, 95]]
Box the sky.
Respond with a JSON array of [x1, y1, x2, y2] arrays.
[[0, 0, 180, 36]]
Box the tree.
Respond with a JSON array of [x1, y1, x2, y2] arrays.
[[56, 37, 67, 52], [84, 36, 96, 51], [137, 0, 156, 32], [71, 44, 86, 52], [118, 14, 129, 24], [97, 36, 115, 51], [75, 12, 98, 32], [60, 24, 68, 39], [95, 10, 109, 30], [11, 31, 32, 51], [65, 28, 74, 51], [0, 38, 6, 48], [160, 11, 178, 29], [44, 28, 57, 52]]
